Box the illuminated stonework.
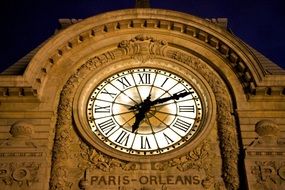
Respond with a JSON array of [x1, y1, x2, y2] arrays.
[[0, 8, 284, 190]]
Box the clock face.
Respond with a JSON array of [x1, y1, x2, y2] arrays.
[[87, 68, 202, 155]]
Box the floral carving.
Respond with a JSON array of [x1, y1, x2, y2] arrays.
[[50, 39, 132, 189], [0, 162, 40, 187], [168, 141, 211, 172], [50, 71, 83, 189], [118, 34, 168, 62], [152, 141, 226, 189], [51, 35, 239, 190], [50, 166, 72, 190], [168, 49, 239, 189], [79, 142, 129, 172]]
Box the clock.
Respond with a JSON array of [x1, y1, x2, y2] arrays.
[[86, 67, 203, 155]]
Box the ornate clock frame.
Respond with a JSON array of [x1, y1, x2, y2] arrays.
[[73, 50, 214, 161], [50, 34, 239, 189]]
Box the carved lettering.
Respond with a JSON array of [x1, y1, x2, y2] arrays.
[[88, 174, 201, 187]]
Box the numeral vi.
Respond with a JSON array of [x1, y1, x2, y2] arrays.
[[140, 136, 151, 149]]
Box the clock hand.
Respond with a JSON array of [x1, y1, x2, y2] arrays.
[[131, 95, 152, 133], [130, 91, 192, 133], [151, 91, 192, 106]]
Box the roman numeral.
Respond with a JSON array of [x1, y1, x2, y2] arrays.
[[179, 105, 194, 112], [138, 73, 151, 84], [172, 118, 192, 132], [94, 105, 111, 113], [163, 133, 174, 144], [98, 118, 116, 136], [117, 77, 131, 89], [115, 130, 130, 146], [101, 88, 117, 98], [140, 136, 151, 149], [160, 77, 169, 87]]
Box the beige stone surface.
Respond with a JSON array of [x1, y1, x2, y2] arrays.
[[0, 8, 284, 190]]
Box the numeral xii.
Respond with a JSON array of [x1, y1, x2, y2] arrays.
[[138, 73, 151, 84]]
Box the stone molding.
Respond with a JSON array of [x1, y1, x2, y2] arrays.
[[2, 9, 283, 99], [50, 35, 239, 189], [0, 10, 285, 99], [38, 16, 254, 96], [0, 87, 37, 97]]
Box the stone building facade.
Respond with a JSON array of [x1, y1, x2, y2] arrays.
[[0, 8, 284, 190]]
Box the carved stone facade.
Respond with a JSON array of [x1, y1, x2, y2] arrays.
[[49, 35, 237, 189], [245, 120, 285, 190], [0, 121, 48, 190], [0, 8, 284, 190]]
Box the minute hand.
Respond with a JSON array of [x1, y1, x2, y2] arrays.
[[151, 91, 192, 106]]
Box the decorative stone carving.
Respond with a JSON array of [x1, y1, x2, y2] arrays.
[[50, 35, 239, 190], [50, 166, 73, 190], [10, 121, 34, 139], [249, 161, 285, 190], [151, 140, 226, 189], [0, 162, 40, 187], [167, 49, 239, 190], [50, 74, 80, 190], [0, 121, 48, 189], [245, 120, 285, 190], [118, 34, 168, 62], [79, 142, 130, 172], [152, 141, 211, 172], [50, 41, 131, 189], [255, 120, 280, 145], [1, 121, 36, 148]]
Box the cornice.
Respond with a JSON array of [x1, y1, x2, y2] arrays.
[[0, 9, 284, 99]]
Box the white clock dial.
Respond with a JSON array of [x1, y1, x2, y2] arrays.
[[87, 68, 202, 155]]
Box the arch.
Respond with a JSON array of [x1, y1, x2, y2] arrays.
[[50, 34, 240, 189], [26, 9, 260, 105]]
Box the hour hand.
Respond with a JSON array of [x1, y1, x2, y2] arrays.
[[132, 111, 146, 132], [130, 95, 152, 133]]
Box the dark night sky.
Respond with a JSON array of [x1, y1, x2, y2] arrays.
[[1, 0, 285, 73]]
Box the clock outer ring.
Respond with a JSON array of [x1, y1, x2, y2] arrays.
[[73, 59, 216, 162]]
